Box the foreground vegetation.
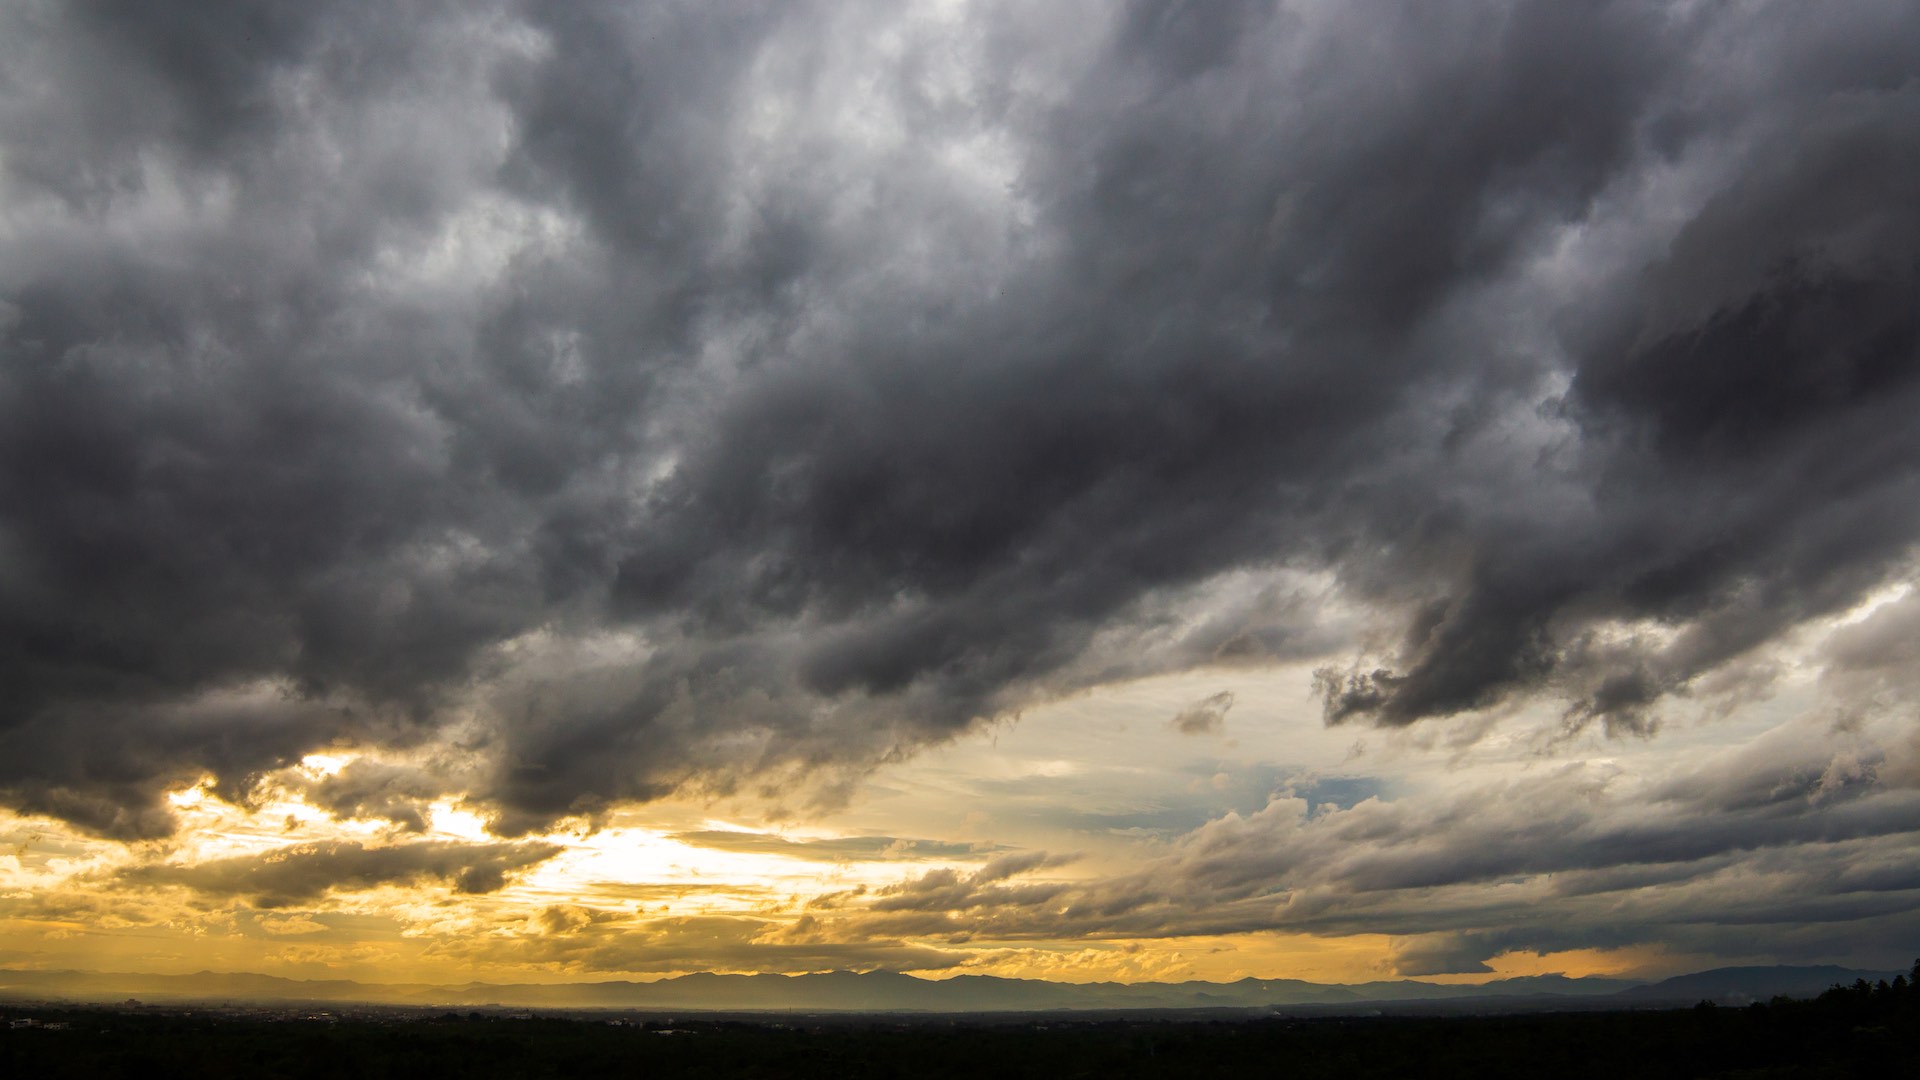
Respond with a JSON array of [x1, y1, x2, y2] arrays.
[[4, 966, 1915, 1079]]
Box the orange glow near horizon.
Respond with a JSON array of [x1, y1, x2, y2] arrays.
[[0, 786, 1392, 988], [0, 776, 1687, 990]]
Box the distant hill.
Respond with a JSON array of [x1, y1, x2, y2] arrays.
[[0, 964, 1890, 1014], [1615, 966, 1903, 1006]]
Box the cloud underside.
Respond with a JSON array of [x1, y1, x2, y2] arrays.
[[0, 0, 1916, 846], [116, 839, 562, 908]]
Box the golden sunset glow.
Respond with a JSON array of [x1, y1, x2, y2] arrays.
[[9, 653, 1905, 991]]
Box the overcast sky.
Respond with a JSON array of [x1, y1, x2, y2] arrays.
[[2, 0, 1918, 986]]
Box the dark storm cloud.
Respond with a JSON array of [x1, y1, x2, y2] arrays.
[[1320, 12, 1920, 732], [115, 838, 562, 908], [1388, 934, 1497, 977], [2, 0, 1918, 838]]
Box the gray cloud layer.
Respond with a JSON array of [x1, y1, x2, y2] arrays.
[[2, 1, 1918, 837], [116, 838, 562, 908], [805, 716, 1920, 973]]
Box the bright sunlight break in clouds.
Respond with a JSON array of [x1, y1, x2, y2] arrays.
[[2, 0, 1919, 988]]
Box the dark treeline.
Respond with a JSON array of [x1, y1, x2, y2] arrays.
[[4, 965, 1916, 1079]]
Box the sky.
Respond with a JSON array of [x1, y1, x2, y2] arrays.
[[1, 0, 1918, 989]]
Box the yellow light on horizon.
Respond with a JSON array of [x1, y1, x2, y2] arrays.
[[427, 800, 492, 841], [298, 753, 351, 777]]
